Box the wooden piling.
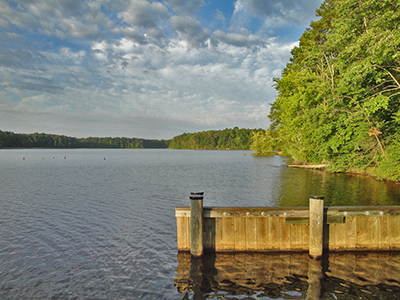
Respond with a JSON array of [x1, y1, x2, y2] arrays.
[[190, 192, 204, 257], [309, 196, 324, 259]]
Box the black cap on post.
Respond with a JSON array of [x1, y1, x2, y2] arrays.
[[190, 192, 204, 200]]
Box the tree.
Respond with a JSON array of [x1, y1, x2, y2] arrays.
[[250, 130, 275, 155], [169, 128, 263, 150], [267, 0, 400, 180]]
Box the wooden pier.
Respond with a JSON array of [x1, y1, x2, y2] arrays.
[[175, 193, 400, 258]]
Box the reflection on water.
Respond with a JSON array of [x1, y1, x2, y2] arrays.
[[175, 252, 400, 299], [276, 166, 400, 207]]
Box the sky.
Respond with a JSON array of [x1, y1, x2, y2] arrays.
[[0, 0, 324, 140]]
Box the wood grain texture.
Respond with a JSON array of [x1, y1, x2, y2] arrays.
[[177, 216, 190, 251], [309, 198, 324, 258], [176, 205, 400, 254]]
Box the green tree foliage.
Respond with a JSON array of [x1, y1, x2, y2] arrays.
[[268, 0, 400, 180], [0, 130, 33, 148], [0, 130, 169, 149], [169, 127, 263, 150], [79, 137, 146, 148], [250, 130, 276, 155]]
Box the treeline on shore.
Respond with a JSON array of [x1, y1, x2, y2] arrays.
[[168, 127, 264, 150], [253, 0, 400, 181], [0, 131, 169, 149], [0, 127, 262, 150]]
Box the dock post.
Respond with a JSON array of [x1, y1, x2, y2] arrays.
[[309, 196, 324, 259], [190, 192, 204, 257]]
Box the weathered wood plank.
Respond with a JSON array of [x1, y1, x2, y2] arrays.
[[285, 216, 345, 224], [289, 223, 303, 251], [345, 216, 357, 250], [246, 217, 257, 251], [214, 217, 223, 252], [379, 217, 389, 251], [234, 218, 246, 251], [369, 217, 380, 251], [326, 206, 400, 217], [203, 218, 215, 251], [206, 207, 309, 218], [388, 216, 400, 250], [269, 217, 281, 252], [256, 218, 269, 251], [328, 224, 336, 251], [216, 217, 235, 252], [356, 217, 370, 250], [177, 216, 190, 251], [285, 217, 309, 224], [280, 221, 291, 251], [176, 206, 400, 218], [303, 224, 310, 250], [331, 223, 347, 251]]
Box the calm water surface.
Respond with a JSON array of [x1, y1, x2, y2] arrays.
[[1, 149, 400, 299]]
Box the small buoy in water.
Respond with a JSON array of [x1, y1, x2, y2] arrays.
[[64, 155, 66, 159], [53, 157, 55, 159], [243, 153, 247, 155], [104, 157, 106, 160], [23, 157, 25, 160]]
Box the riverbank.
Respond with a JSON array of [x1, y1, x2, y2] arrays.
[[252, 151, 400, 184], [286, 164, 329, 169], [285, 162, 400, 184]]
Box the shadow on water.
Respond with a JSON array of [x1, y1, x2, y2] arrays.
[[174, 251, 400, 299]]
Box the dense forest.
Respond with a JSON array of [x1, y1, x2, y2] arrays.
[[0, 128, 263, 150], [0, 131, 169, 149], [254, 0, 400, 181], [169, 127, 264, 150]]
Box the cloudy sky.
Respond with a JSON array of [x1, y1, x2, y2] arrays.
[[0, 0, 323, 139]]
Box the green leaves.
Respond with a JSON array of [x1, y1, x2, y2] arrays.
[[169, 128, 262, 150], [362, 94, 390, 116], [267, 0, 400, 180], [250, 130, 275, 155]]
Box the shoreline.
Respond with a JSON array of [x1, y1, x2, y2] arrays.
[[285, 163, 400, 184]]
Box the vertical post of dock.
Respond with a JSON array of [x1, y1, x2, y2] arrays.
[[190, 192, 204, 257], [309, 196, 324, 259]]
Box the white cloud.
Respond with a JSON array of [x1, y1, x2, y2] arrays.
[[0, 0, 111, 40], [0, 32, 23, 41], [0, 0, 323, 138], [211, 30, 268, 47], [170, 15, 211, 48], [58, 17, 100, 39], [113, 38, 136, 52], [117, 0, 169, 28]]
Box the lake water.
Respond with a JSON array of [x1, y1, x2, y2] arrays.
[[1, 148, 400, 299]]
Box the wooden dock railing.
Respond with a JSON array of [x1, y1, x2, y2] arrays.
[[175, 193, 400, 258]]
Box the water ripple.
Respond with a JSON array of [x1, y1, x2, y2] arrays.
[[1, 149, 400, 299]]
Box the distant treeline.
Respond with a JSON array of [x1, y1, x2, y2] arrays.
[[169, 127, 264, 150], [0, 131, 169, 149]]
